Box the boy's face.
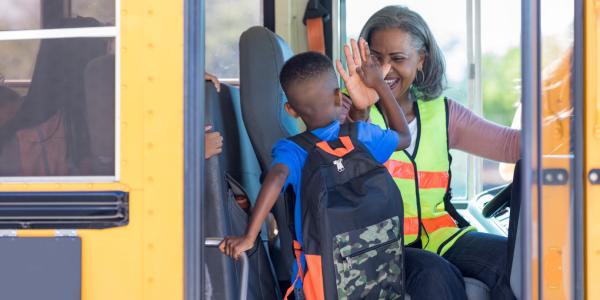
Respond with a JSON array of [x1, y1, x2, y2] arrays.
[[284, 73, 341, 126]]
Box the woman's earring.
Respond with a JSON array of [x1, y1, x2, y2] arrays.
[[416, 69, 425, 84]]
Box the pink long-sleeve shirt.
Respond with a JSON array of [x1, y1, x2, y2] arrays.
[[447, 99, 520, 163]]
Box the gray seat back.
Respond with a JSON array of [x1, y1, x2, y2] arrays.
[[239, 26, 299, 171], [239, 26, 300, 285], [406, 278, 491, 300]]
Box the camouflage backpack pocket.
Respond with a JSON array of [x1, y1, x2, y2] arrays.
[[332, 216, 404, 300]]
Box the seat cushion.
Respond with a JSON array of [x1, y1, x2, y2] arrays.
[[405, 277, 490, 300], [465, 277, 491, 300]]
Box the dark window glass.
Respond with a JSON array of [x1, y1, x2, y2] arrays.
[[0, 0, 115, 31], [0, 37, 115, 177]]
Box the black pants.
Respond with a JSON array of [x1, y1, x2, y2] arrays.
[[406, 232, 516, 300]]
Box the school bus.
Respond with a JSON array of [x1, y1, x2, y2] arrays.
[[0, 0, 597, 299]]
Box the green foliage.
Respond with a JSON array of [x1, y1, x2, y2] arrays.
[[481, 47, 521, 126]]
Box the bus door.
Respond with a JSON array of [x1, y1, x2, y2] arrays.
[[520, 0, 583, 299]]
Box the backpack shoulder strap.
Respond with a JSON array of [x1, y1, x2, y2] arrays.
[[338, 122, 358, 141], [288, 131, 320, 152]]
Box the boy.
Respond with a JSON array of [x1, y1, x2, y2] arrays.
[[219, 39, 410, 261]]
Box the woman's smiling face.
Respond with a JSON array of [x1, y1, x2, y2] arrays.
[[369, 28, 424, 101]]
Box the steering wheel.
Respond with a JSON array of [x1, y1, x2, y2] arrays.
[[482, 183, 513, 218]]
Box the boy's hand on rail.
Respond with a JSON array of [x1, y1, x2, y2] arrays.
[[219, 235, 254, 260], [204, 72, 221, 92]]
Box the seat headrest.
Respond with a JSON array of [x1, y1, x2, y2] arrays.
[[239, 26, 300, 171]]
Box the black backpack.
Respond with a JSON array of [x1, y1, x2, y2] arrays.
[[286, 122, 405, 300]]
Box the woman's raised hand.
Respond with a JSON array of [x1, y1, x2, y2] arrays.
[[355, 38, 390, 90], [335, 38, 390, 111]]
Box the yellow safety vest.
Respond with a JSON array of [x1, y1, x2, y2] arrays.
[[370, 96, 475, 255]]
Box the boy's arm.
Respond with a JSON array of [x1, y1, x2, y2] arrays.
[[347, 102, 370, 122], [369, 82, 410, 150], [219, 163, 289, 260], [355, 38, 411, 150]]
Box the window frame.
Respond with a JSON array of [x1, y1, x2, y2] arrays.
[[0, 0, 120, 183], [465, 0, 483, 202]]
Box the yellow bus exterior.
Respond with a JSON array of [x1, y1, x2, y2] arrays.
[[0, 1, 185, 299]]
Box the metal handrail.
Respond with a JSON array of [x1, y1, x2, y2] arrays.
[[205, 237, 248, 300]]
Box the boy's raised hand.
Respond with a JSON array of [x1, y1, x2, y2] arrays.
[[335, 38, 390, 110], [335, 39, 377, 110]]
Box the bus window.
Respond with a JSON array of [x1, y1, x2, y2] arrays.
[[480, 0, 521, 189], [0, 1, 117, 180], [0, 0, 115, 31], [71, 0, 116, 25], [205, 0, 262, 80]]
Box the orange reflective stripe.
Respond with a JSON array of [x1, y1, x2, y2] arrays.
[[422, 214, 457, 233], [404, 214, 457, 236], [306, 18, 326, 54], [384, 160, 449, 189], [316, 136, 354, 157], [384, 160, 415, 179], [404, 217, 419, 235], [417, 170, 449, 189]]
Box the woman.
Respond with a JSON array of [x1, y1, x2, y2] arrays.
[[339, 5, 519, 300]]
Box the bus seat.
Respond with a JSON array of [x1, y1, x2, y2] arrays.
[[84, 54, 115, 176], [204, 82, 238, 300], [204, 81, 279, 300], [465, 277, 491, 299], [210, 84, 261, 202], [239, 26, 299, 288]]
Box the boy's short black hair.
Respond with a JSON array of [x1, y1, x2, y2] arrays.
[[279, 51, 336, 93]]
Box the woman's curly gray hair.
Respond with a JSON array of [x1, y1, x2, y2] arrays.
[[360, 5, 446, 100]]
